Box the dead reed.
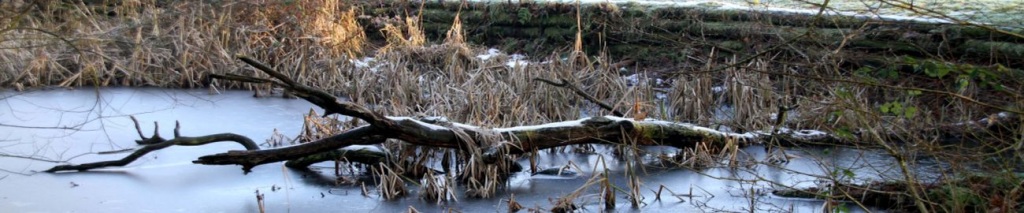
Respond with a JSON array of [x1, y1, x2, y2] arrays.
[[5, 1, 1023, 211], [373, 164, 408, 200]]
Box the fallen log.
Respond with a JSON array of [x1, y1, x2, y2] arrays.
[[191, 56, 852, 172]]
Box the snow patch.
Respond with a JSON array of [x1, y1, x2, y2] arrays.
[[351, 57, 375, 68], [494, 118, 587, 132], [476, 48, 502, 60], [342, 145, 384, 153], [623, 74, 640, 85], [506, 54, 530, 69], [655, 93, 668, 100], [350, 57, 383, 73], [387, 116, 451, 131], [775, 128, 830, 140], [603, 116, 756, 139], [791, 129, 827, 138], [711, 86, 726, 93]]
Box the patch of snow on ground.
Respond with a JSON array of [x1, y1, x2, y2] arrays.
[[623, 74, 640, 85], [506, 54, 529, 68], [476, 48, 502, 60], [711, 86, 726, 93], [351, 57, 375, 68], [655, 93, 668, 100], [475, 48, 530, 68], [351, 57, 383, 72]]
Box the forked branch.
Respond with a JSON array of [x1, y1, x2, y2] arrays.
[[45, 117, 259, 173]]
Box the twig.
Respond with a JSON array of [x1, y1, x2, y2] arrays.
[[533, 78, 625, 117]]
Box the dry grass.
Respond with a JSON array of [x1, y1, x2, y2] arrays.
[[0, 1, 368, 90], [4, 0, 1023, 211], [373, 164, 408, 200], [298, 109, 343, 143], [419, 171, 457, 203]]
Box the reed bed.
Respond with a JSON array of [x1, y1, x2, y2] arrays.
[[4, 0, 1023, 211]]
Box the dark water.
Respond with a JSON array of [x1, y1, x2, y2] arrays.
[[0, 88, 925, 212]]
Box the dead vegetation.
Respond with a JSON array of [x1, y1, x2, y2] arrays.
[[5, 0, 1024, 212]]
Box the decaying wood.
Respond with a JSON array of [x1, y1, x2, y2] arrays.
[[45, 117, 259, 173]]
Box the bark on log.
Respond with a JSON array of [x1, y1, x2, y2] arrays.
[[194, 125, 389, 172]]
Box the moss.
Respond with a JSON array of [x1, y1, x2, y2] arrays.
[[421, 9, 457, 22], [487, 4, 514, 24], [516, 7, 532, 24], [463, 11, 487, 22], [536, 15, 577, 28], [961, 40, 1024, 59], [719, 41, 745, 51], [523, 27, 542, 37], [543, 27, 573, 42]]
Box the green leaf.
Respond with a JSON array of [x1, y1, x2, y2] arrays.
[[835, 128, 854, 140], [904, 106, 918, 118], [842, 168, 855, 179], [854, 67, 873, 76], [880, 68, 898, 79], [881, 102, 915, 116], [996, 64, 1009, 73], [907, 90, 922, 96], [903, 56, 917, 64], [835, 89, 853, 99], [923, 61, 951, 78], [956, 75, 970, 92], [837, 203, 851, 213]]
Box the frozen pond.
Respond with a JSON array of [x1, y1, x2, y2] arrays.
[[0, 88, 942, 212]]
